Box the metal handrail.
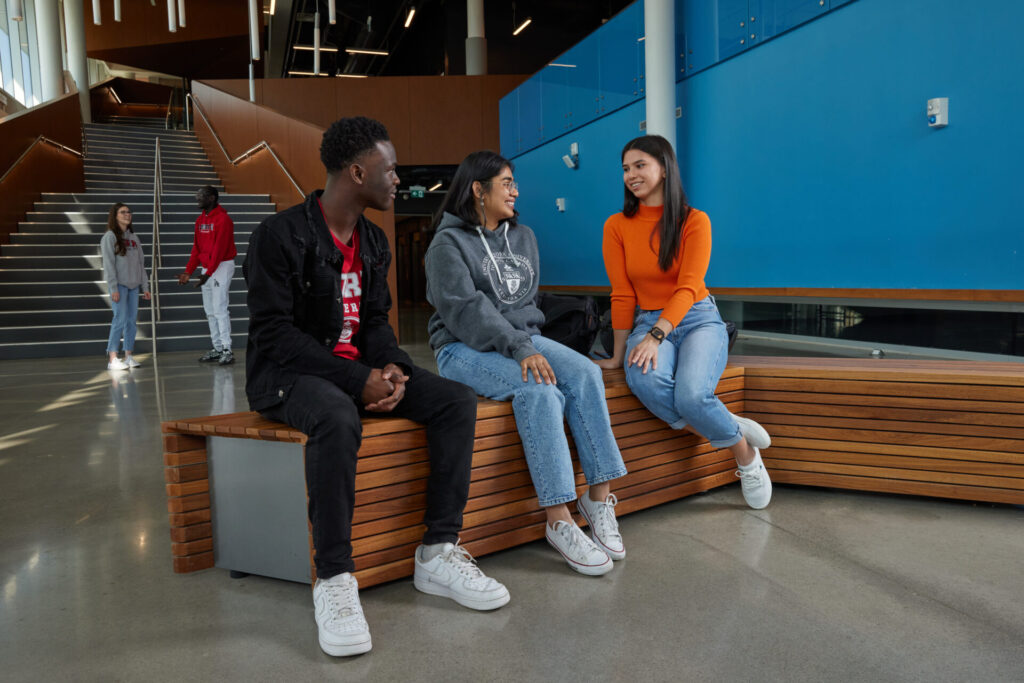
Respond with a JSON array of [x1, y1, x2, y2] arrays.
[[0, 135, 83, 184], [185, 93, 305, 199], [149, 138, 163, 358], [165, 90, 174, 129]]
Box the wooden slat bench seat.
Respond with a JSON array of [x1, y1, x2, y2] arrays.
[[735, 356, 1024, 506], [162, 367, 745, 589], [162, 357, 1024, 590]]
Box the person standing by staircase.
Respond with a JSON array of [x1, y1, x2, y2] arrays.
[[101, 203, 151, 371], [178, 185, 237, 365]]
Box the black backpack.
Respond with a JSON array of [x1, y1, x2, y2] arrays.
[[537, 293, 600, 355]]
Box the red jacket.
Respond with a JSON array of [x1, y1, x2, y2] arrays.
[[186, 205, 237, 274]]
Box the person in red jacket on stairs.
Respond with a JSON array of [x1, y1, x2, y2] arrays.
[[178, 185, 237, 365]]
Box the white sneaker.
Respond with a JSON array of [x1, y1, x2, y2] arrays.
[[414, 541, 510, 610], [736, 448, 773, 509], [107, 358, 129, 371], [576, 493, 626, 560], [312, 572, 372, 657], [545, 520, 612, 576], [125, 357, 141, 368], [734, 414, 771, 449]]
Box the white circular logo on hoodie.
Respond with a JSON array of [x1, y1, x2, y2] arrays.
[[482, 254, 535, 305]]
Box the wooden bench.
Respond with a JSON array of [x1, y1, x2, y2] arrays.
[[162, 357, 1024, 589], [162, 367, 745, 589], [740, 357, 1024, 505]]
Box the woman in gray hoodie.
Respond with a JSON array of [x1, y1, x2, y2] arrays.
[[100, 203, 151, 370], [425, 151, 627, 577]]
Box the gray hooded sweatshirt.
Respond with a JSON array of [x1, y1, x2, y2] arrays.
[[425, 212, 545, 362], [100, 229, 150, 294]]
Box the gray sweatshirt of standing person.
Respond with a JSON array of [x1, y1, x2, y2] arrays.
[[425, 211, 545, 362], [100, 229, 150, 294]]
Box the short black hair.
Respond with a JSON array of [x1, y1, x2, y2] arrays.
[[198, 185, 218, 200], [320, 116, 391, 173]]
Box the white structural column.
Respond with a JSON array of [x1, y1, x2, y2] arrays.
[[34, 0, 64, 102], [465, 0, 486, 75], [248, 0, 260, 60], [643, 0, 676, 150], [63, 0, 92, 122]]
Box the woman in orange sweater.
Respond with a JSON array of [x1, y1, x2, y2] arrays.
[[597, 135, 773, 509]]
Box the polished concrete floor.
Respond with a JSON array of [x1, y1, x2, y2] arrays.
[[2, 347, 1023, 682]]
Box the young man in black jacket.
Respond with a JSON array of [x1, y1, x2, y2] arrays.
[[243, 117, 509, 658]]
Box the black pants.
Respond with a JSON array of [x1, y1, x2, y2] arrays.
[[261, 365, 477, 579]]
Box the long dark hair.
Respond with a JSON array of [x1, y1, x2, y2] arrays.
[[621, 135, 691, 271], [106, 203, 131, 256], [433, 150, 518, 229]]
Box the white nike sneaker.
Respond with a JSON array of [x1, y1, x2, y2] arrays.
[[414, 541, 510, 610], [312, 572, 372, 657]]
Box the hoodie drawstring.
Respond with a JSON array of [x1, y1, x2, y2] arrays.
[[476, 221, 515, 287]]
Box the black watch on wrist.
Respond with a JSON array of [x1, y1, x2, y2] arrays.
[[648, 327, 666, 343]]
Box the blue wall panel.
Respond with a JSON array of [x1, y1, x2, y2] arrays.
[[683, 0, 1024, 289], [505, 0, 1024, 290], [511, 101, 645, 287]]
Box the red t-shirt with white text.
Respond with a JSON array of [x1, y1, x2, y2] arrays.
[[324, 212, 363, 360]]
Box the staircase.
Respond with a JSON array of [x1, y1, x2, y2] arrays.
[[0, 118, 275, 360]]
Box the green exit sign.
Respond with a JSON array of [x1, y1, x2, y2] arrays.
[[409, 185, 426, 199]]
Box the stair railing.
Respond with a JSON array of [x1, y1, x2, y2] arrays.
[[0, 136, 82, 184], [185, 93, 304, 200], [165, 90, 175, 129], [149, 137, 164, 356]]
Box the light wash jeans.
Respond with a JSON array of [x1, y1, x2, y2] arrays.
[[624, 296, 742, 448], [201, 260, 234, 351], [106, 284, 140, 353], [436, 335, 627, 506]]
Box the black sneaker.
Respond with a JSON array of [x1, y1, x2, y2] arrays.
[[218, 349, 235, 365], [198, 348, 222, 363]]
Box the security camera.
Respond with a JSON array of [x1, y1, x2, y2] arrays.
[[561, 154, 577, 169]]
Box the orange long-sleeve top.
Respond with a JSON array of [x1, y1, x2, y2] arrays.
[[602, 204, 711, 330]]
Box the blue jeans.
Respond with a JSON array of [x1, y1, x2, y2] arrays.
[[624, 296, 742, 448], [107, 285, 140, 353], [436, 335, 627, 507]]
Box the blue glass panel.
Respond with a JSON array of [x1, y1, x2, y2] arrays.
[[563, 39, 601, 131], [499, 90, 519, 156], [760, 0, 829, 40], [718, 0, 754, 61], [517, 75, 543, 153], [598, 1, 643, 114], [683, 0, 717, 75], [541, 64, 569, 140]]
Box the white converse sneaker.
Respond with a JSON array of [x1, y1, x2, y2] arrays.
[[545, 520, 613, 576], [126, 357, 141, 368], [414, 541, 510, 610], [576, 493, 626, 560], [312, 572, 372, 657], [107, 358, 129, 371], [736, 448, 773, 509], [733, 414, 771, 449]]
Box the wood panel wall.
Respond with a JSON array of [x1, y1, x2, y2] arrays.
[[0, 92, 84, 246], [203, 75, 526, 165], [190, 82, 398, 332]]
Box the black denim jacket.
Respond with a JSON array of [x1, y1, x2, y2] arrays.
[[242, 190, 413, 411]]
